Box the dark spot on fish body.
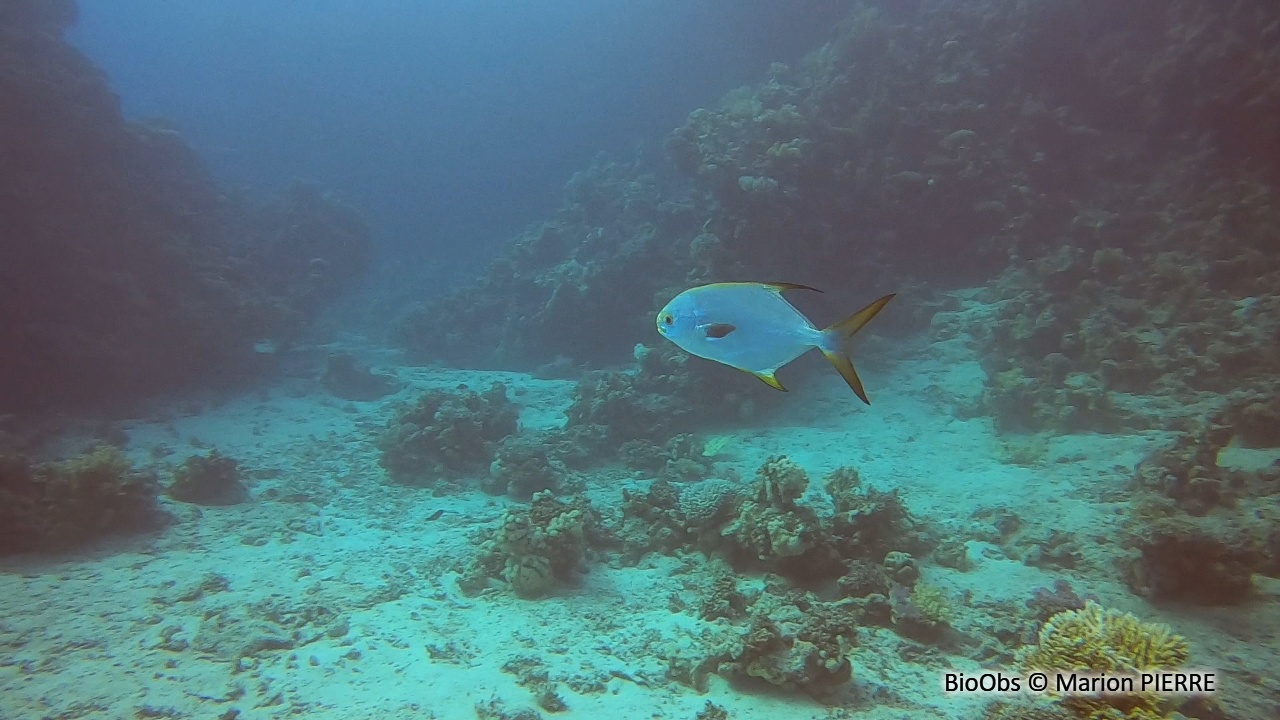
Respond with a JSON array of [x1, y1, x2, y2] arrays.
[[705, 323, 736, 339]]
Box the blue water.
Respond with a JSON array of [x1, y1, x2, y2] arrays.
[[4, 2, 1279, 719], [68, 0, 849, 290]]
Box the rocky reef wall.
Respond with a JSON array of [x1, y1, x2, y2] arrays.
[[397, 0, 1280, 404], [0, 0, 372, 413]]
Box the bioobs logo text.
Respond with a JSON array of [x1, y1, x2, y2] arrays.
[[943, 672, 1023, 694]]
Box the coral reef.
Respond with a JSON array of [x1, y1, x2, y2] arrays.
[[387, 1, 1280, 454], [617, 480, 692, 559], [1017, 601, 1190, 720], [168, 451, 248, 506], [1125, 520, 1264, 606], [616, 456, 932, 589], [888, 582, 954, 643], [826, 470, 933, 566], [1025, 580, 1088, 624], [219, 182, 372, 325], [717, 456, 841, 579], [563, 343, 769, 455], [982, 700, 1075, 720], [378, 383, 518, 486], [618, 433, 712, 481], [1122, 403, 1280, 604], [0, 445, 167, 554], [485, 434, 568, 500], [0, 10, 372, 414], [671, 580, 858, 702], [720, 590, 857, 701], [393, 158, 701, 369], [460, 492, 604, 599]]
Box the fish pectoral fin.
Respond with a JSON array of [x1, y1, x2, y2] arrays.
[[749, 370, 787, 392], [702, 322, 736, 339]]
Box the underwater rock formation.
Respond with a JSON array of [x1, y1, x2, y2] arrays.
[[1126, 521, 1264, 606], [378, 383, 518, 486], [394, 158, 702, 369], [719, 589, 857, 701], [0, 445, 167, 554], [0, 6, 372, 414]]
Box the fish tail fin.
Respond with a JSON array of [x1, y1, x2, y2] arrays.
[[819, 293, 895, 405]]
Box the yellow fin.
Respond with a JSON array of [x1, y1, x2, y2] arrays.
[[752, 371, 787, 392], [821, 293, 896, 405], [762, 281, 823, 294], [823, 349, 869, 405], [825, 293, 896, 339]]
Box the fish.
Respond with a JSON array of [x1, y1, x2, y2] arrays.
[[655, 282, 895, 404]]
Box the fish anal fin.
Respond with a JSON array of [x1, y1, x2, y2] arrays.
[[823, 350, 870, 405], [704, 323, 736, 339], [763, 282, 823, 294], [751, 370, 787, 392]]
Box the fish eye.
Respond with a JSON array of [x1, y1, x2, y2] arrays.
[[663, 314, 673, 325]]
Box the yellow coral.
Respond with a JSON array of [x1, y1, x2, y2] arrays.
[[701, 434, 732, 458], [910, 583, 954, 625], [1017, 601, 1189, 720]]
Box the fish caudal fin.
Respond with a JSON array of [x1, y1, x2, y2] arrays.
[[820, 293, 896, 404]]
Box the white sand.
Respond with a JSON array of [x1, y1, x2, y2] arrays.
[[2, 330, 1277, 720]]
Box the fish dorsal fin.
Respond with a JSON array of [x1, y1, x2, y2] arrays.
[[750, 370, 787, 392], [762, 282, 823, 294], [703, 322, 736, 339]]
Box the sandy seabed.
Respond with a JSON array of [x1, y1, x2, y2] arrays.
[[2, 331, 1277, 720]]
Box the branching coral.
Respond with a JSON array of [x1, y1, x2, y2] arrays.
[[1017, 601, 1190, 719]]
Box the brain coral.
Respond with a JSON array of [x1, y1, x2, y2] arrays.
[[678, 479, 740, 527]]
